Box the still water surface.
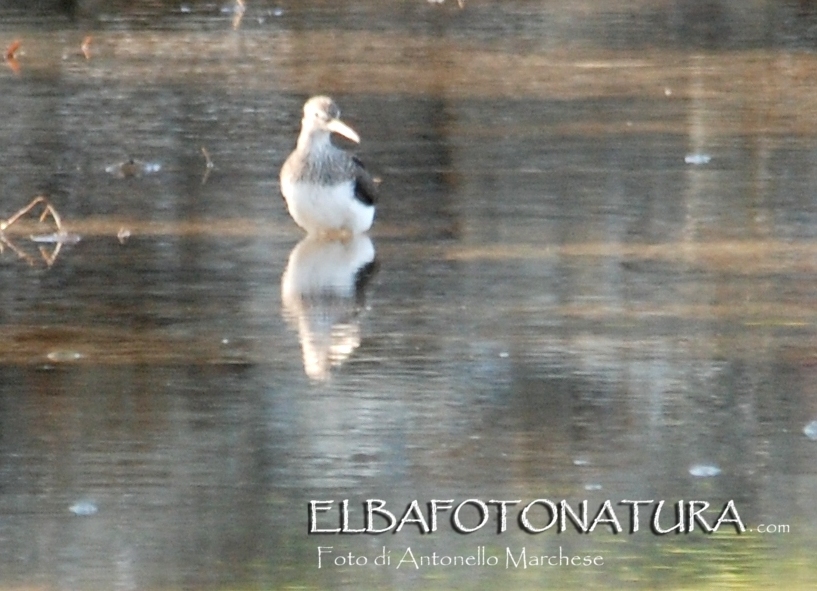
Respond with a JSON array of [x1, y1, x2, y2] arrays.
[[2, 1, 817, 589]]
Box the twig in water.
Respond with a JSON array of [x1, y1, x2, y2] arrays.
[[81, 35, 92, 59], [0, 196, 76, 267], [5, 39, 21, 61], [5, 39, 21, 74], [0, 196, 62, 232], [201, 146, 214, 169], [201, 146, 215, 184]]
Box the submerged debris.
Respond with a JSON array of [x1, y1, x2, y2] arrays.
[[428, 0, 465, 7], [684, 153, 712, 165], [201, 146, 214, 169], [69, 501, 98, 516], [689, 463, 721, 478], [804, 420, 817, 440], [105, 158, 162, 178], [81, 35, 92, 59], [5, 39, 21, 61], [5, 39, 21, 74], [201, 146, 214, 184], [47, 350, 84, 362], [0, 196, 78, 267]]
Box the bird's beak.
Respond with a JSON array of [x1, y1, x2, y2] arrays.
[[327, 119, 361, 144]]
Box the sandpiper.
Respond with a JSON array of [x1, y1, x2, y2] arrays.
[[280, 96, 378, 235]]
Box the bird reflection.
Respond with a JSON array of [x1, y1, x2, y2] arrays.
[[281, 234, 377, 380]]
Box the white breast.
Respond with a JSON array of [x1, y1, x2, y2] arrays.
[[281, 179, 375, 235]]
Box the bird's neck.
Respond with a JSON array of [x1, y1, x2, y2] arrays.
[[296, 126, 332, 154]]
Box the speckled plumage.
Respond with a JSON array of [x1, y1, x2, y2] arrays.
[[280, 97, 377, 234]]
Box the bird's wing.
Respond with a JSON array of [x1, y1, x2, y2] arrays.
[[352, 155, 378, 206]]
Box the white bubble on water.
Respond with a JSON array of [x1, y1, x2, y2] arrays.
[[689, 463, 721, 478]]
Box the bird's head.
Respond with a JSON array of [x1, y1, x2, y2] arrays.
[[301, 96, 361, 144]]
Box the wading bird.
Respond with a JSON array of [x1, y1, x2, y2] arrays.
[[280, 96, 378, 236]]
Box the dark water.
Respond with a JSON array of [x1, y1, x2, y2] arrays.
[[2, 1, 817, 589]]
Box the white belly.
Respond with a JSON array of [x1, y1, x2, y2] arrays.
[[281, 179, 375, 235]]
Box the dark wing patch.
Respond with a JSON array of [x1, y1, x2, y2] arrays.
[[352, 155, 378, 206]]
